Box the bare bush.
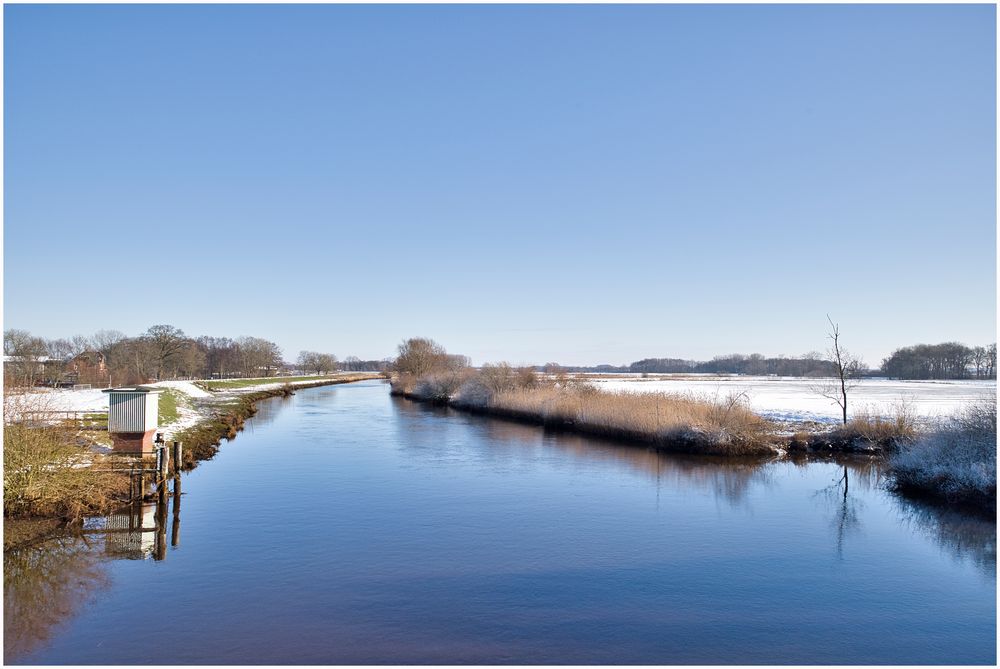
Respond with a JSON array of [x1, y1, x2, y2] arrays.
[[412, 369, 474, 403], [888, 397, 997, 510], [831, 400, 918, 449]]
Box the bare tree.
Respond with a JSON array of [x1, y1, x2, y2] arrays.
[[4, 329, 49, 387], [394, 337, 456, 376], [235, 337, 283, 377], [46, 338, 75, 362], [92, 330, 126, 356], [143, 324, 188, 380], [971, 346, 987, 379], [817, 316, 865, 425], [297, 351, 338, 374]]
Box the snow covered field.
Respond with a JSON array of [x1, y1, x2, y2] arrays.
[[13, 374, 995, 429], [585, 375, 997, 424]]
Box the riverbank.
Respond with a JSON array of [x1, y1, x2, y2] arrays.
[[3, 373, 384, 522], [390, 370, 994, 513], [390, 372, 917, 457]]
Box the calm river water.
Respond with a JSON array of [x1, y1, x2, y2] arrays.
[[5, 380, 996, 664]]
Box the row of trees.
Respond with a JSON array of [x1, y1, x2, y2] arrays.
[[627, 354, 842, 377], [881, 342, 996, 380], [296, 351, 339, 375], [543, 342, 997, 381], [4, 326, 354, 387]]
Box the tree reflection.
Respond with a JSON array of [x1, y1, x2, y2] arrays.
[[894, 499, 996, 577], [4, 484, 183, 662], [813, 462, 864, 560], [457, 410, 775, 507], [3, 530, 109, 662]]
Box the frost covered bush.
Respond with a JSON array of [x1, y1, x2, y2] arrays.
[[411, 370, 472, 403], [452, 364, 542, 408], [452, 376, 493, 408], [889, 398, 996, 510]]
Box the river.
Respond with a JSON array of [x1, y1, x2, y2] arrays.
[[4, 380, 996, 664]]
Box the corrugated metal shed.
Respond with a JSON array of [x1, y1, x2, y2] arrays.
[[103, 387, 161, 434]]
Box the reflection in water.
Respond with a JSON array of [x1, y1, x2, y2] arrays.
[[3, 476, 184, 662], [812, 464, 863, 560], [6, 385, 995, 665], [895, 499, 997, 577], [3, 532, 108, 661], [409, 399, 778, 508], [81, 476, 181, 561], [245, 393, 289, 431]]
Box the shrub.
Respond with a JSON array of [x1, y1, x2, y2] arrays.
[[412, 369, 474, 403], [828, 400, 918, 450], [3, 392, 128, 519], [888, 398, 996, 511]]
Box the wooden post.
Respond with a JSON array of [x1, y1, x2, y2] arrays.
[[158, 446, 169, 482], [171, 474, 181, 548], [172, 441, 182, 475]]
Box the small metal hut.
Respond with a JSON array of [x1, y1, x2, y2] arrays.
[[102, 386, 162, 455]]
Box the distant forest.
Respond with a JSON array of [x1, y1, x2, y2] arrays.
[[4, 324, 995, 387], [543, 341, 997, 381], [3, 325, 389, 388]]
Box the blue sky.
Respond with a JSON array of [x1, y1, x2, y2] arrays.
[[4, 4, 996, 366]]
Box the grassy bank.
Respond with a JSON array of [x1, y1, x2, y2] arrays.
[[197, 375, 353, 391], [3, 374, 383, 520]]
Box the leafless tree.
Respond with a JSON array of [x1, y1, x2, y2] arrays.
[[143, 325, 189, 380], [816, 316, 865, 425], [970, 346, 988, 378], [394, 337, 458, 376], [235, 337, 283, 377], [297, 351, 338, 374], [46, 338, 75, 362], [92, 330, 126, 356], [4, 329, 51, 386]]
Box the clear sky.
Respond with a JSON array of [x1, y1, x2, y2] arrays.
[[4, 4, 996, 366]]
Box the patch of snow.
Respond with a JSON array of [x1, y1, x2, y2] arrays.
[[22, 388, 110, 413], [149, 380, 212, 398], [586, 375, 996, 424]]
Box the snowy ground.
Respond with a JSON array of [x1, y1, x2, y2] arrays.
[[17, 373, 993, 430], [584, 375, 997, 425], [11, 374, 380, 437]]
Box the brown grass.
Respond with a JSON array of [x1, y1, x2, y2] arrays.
[[3, 421, 129, 520], [818, 401, 919, 451], [483, 385, 776, 455]]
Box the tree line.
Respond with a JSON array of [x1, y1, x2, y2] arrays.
[[880, 342, 996, 380], [544, 341, 997, 380], [3, 325, 387, 387]]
